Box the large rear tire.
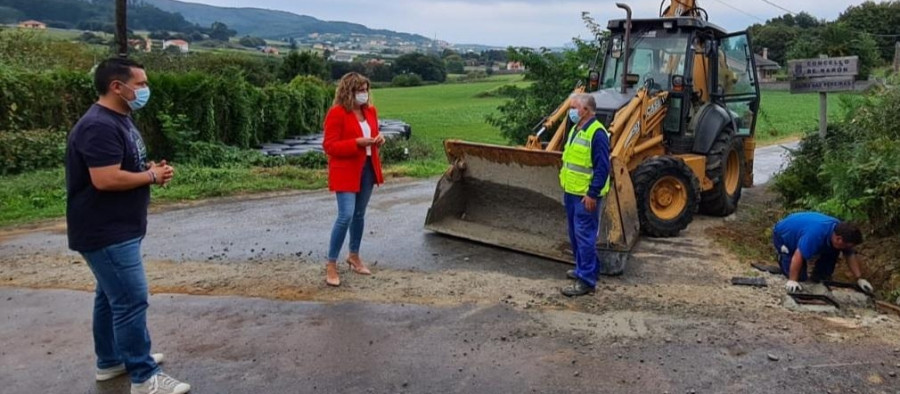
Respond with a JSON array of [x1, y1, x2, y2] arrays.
[[700, 129, 744, 216], [632, 157, 701, 237]]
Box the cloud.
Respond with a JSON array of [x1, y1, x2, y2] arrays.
[[182, 0, 868, 47]]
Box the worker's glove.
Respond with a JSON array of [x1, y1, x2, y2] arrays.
[[857, 279, 874, 294], [785, 280, 802, 293]]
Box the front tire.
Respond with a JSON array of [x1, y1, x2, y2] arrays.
[[700, 129, 744, 216], [632, 157, 701, 237]]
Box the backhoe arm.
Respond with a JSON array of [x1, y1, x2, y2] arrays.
[[525, 86, 585, 151], [661, 0, 699, 17]]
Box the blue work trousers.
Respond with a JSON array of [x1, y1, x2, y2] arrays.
[[773, 234, 838, 282], [80, 237, 160, 384], [565, 192, 600, 288], [328, 157, 376, 261]]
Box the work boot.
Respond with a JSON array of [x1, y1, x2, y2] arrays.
[[561, 280, 595, 297], [96, 353, 165, 381], [131, 372, 190, 394], [566, 269, 576, 280]]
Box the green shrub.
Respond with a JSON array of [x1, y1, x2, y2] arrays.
[[774, 86, 900, 234], [0, 29, 102, 71], [392, 73, 423, 87], [0, 129, 66, 175], [379, 137, 434, 164], [0, 68, 333, 162], [285, 151, 327, 169], [134, 51, 282, 87]]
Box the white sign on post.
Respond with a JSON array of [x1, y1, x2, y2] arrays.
[[788, 56, 859, 79], [788, 56, 859, 137]]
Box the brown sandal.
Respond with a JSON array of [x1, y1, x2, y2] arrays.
[[325, 262, 341, 286], [346, 257, 372, 275]]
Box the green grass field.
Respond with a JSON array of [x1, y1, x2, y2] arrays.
[[756, 90, 856, 143], [376, 78, 856, 148], [376, 74, 526, 149]]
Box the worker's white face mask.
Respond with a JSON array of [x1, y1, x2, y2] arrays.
[[355, 92, 368, 105]]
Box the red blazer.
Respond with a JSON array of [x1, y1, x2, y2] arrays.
[[323, 104, 385, 192]]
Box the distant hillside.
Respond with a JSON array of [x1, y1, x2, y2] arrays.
[[142, 0, 431, 42], [0, 0, 198, 32]]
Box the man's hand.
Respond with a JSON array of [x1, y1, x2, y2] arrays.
[[374, 134, 386, 147], [149, 160, 174, 186], [785, 280, 802, 293], [582, 196, 597, 212], [857, 279, 874, 294]]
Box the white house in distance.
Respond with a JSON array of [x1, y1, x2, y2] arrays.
[[506, 61, 525, 72], [18, 20, 46, 29], [330, 50, 369, 63], [163, 39, 190, 53]]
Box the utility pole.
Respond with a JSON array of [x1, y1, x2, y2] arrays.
[[116, 0, 127, 57]]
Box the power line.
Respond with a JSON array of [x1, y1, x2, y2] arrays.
[[707, 0, 765, 22], [758, 0, 798, 16]]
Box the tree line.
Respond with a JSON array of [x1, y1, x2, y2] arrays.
[[750, 1, 900, 79]]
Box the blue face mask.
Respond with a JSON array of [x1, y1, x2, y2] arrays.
[[118, 82, 151, 111], [568, 108, 580, 124]]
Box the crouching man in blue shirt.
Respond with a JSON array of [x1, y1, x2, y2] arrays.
[[772, 212, 873, 294]]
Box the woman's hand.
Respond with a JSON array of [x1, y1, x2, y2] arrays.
[[356, 137, 376, 147], [374, 134, 386, 147]]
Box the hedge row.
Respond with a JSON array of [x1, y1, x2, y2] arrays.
[[0, 129, 66, 175], [0, 67, 333, 161]]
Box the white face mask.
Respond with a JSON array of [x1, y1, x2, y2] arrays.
[[355, 92, 369, 105]]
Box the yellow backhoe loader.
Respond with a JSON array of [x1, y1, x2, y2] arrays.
[[425, 0, 761, 274]]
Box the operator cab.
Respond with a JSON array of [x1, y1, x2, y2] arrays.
[[592, 17, 760, 153]]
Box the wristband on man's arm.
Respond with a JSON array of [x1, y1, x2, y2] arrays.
[[147, 170, 157, 185]]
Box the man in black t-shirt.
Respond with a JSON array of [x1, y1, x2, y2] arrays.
[[66, 58, 190, 394]]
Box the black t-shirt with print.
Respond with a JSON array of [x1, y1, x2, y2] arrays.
[[65, 104, 150, 252]]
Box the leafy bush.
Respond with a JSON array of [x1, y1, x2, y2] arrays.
[[774, 86, 900, 234], [0, 129, 66, 175], [0, 29, 102, 71], [474, 84, 519, 98], [0, 67, 333, 161], [379, 137, 434, 164], [391, 73, 423, 87], [0, 66, 96, 132], [487, 40, 604, 144], [134, 51, 282, 87], [285, 152, 327, 169]]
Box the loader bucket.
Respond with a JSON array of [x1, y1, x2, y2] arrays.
[[424, 140, 640, 275]]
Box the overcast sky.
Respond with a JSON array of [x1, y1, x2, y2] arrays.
[[182, 0, 870, 47]]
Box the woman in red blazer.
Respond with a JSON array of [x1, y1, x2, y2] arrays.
[[322, 72, 385, 286]]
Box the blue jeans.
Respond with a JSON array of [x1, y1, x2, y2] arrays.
[[773, 234, 838, 282], [565, 193, 600, 288], [328, 158, 376, 261], [80, 237, 159, 384]]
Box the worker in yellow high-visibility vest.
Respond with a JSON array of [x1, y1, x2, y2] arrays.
[[559, 93, 611, 297]]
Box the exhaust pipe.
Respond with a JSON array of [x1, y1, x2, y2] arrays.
[[616, 3, 632, 94]]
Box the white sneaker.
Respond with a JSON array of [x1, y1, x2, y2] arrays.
[[95, 353, 165, 381], [130, 372, 191, 394]]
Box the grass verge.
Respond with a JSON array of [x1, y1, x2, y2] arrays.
[[0, 166, 327, 228]]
